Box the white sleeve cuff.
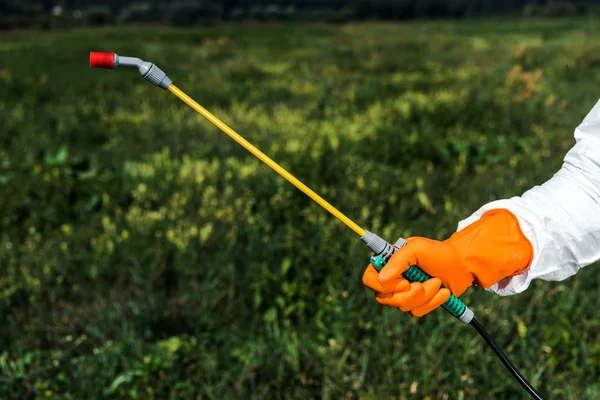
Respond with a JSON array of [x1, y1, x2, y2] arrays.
[[456, 139, 600, 296]]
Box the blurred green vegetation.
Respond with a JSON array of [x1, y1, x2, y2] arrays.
[[1, 19, 600, 399], [4, 1, 600, 31]]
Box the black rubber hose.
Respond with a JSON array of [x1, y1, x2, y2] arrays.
[[469, 318, 545, 400]]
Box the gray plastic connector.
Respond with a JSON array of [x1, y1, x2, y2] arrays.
[[394, 237, 408, 249], [114, 54, 172, 90], [458, 306, 474, 325], [361, 231, 396, 261], [143, 64, 172, 89]]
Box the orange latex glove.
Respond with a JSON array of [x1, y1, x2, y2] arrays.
[[362, 208, 534, 317]]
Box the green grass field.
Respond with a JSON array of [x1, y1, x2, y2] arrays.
[[2, 18, 600, 399]]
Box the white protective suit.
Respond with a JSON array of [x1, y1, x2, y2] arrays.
[[457, 99, 600, 296]]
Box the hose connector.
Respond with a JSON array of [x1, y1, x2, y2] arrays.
[[89, 52, 172, 90], [361, 231, 397, 261]]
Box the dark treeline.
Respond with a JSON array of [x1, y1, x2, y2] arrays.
[[2, 0, 600, 29]]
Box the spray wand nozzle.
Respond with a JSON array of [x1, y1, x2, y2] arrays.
[[90, 52, 172, 89]]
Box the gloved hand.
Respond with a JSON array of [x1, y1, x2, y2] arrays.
[[362, 208, 534, 317]]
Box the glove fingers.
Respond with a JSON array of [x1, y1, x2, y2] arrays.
[[375, 278, 443, 311], [421, 277, 443, 299], [363, 264, 410, 293], [376, 281, 425, 309], [410, 288, 451, 317], [399, 277, 442, 311], [397, 282, 427, 311]]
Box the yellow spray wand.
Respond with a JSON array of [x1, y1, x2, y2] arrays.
[[167, 85, 365, 237], [88, 52, 545, 400]]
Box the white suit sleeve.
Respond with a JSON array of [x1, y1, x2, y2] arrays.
[[456, 99, 600, 296]]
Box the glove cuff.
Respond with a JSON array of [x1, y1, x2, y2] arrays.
[[447, 208, 534, 289]]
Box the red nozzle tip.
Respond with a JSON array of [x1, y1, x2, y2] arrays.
[[89, 52, 115, 69]]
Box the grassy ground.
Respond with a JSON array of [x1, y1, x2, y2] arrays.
[[2, 18, 600, 399]]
